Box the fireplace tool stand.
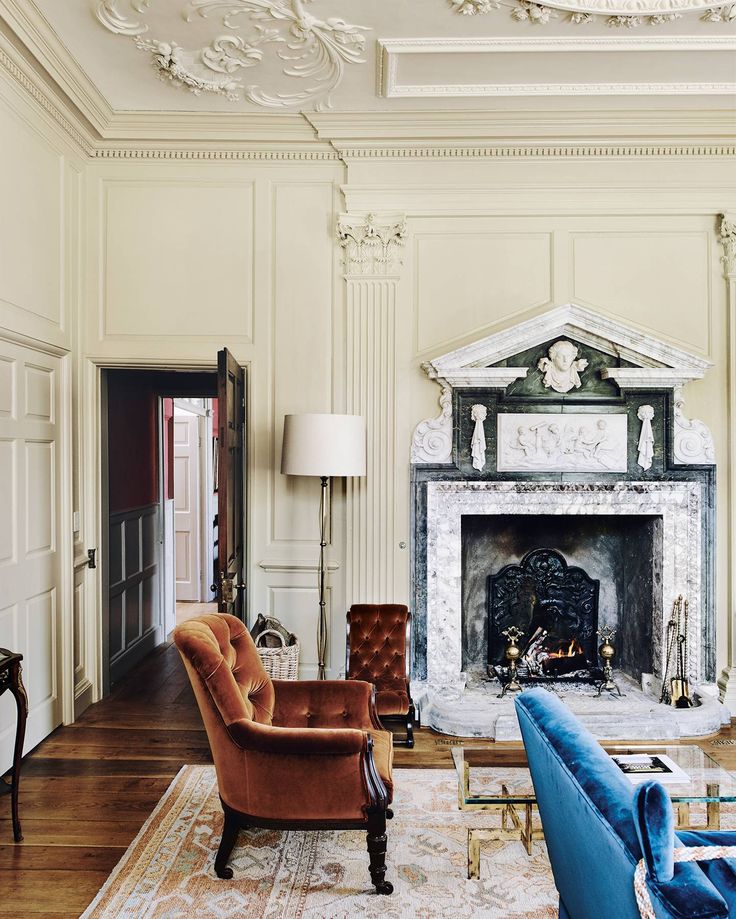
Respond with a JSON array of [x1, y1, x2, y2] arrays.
[[595, 626, 623, 697], [498, 626, 525, 698]]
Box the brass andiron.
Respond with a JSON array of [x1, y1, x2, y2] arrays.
[[596, 626, 622, 697], [498, 626, 524, 698]]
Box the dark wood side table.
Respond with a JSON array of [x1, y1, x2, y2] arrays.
[[0, 648, 28, 842]]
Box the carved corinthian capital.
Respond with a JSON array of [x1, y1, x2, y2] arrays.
[[720, 213, 736, 278], [337, 213, 407, 276]]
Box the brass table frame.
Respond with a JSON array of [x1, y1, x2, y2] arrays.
[[456, 748, 726, 880]]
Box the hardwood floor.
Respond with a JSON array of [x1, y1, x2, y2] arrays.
[[2, 640, 736, 916]]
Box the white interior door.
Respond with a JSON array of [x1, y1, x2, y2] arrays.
[[174, 409, 201, 602], [0, 340, 63, 770]]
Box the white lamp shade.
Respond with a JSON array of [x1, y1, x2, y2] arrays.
[[281, 413, 366, 477]]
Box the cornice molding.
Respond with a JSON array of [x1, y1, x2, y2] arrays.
[[333, 144, 736, 160], [1, 15, 735, 163], [0, 0, 112, 134], [0, 40, 94, 156]]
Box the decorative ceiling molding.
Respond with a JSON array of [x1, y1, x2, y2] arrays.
[[1, 21, 736, 164], [94, 0, 371, 111], [448, 0, 732, 18], [379, 37, 736, 98]]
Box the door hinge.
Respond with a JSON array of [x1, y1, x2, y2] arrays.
[[87, 548, 97, 569]]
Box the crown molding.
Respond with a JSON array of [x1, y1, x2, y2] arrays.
[[0, 0, 111, 134], [307, 109, 736, 143], [0, 6, 735, 163]]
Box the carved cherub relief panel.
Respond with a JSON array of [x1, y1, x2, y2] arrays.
[[537, 340, 589, 394]]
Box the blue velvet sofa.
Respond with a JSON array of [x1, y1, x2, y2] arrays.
[[515, 688, 736, 919]]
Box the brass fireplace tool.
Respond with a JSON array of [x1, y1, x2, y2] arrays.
[[660, 596, 693, 708], [596, 626, 622, 697], [498, 625, 525, 698]]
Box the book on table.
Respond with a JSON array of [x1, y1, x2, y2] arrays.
[[609, 753, 690, 785]]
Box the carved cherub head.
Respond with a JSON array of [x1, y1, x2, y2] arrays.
[[538, 340, 589, 394]]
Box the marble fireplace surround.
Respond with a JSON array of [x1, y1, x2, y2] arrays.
[[424, 480, 703, 692]]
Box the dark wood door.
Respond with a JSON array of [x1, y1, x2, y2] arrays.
[[216, 348, 246, 618]]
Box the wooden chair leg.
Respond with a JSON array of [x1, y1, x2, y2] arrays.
[[366, 807, 393, 894], [405, 704, 415, 748], [214, 807, 243, 879]]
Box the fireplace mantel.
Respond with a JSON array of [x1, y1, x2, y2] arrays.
[[409, 306, 716, 729]]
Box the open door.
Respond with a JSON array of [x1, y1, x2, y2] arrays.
[[216, 348, 246, 618]]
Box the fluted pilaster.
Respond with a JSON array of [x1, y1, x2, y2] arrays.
[[338, 213, 406, 604]]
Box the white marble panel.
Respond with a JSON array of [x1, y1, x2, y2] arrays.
[[497, 413, 628, 473]]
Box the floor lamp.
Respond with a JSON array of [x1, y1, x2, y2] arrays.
[[281, 413, 366, 679]]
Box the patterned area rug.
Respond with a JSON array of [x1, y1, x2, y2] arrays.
[[82, 766, 558, 919]]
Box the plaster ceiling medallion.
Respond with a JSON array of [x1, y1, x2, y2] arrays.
[[94, 0, 370, 109], [449, 0, 733, 25]]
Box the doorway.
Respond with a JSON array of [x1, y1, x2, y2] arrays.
[[101, 353, 246, 691], [164, 398, 218, 633]]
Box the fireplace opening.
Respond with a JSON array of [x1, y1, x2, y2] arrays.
[[461, 514, 663, 684], [488, 547, 600, 682]]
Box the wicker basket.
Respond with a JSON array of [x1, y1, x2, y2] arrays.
[[254, 629, 300, 680]]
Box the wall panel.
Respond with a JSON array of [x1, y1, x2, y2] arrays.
[[103, 181, 254, 341], [571, 230, 711, 355], [271, 183, 335, 546], [415, 230, 552, 355]]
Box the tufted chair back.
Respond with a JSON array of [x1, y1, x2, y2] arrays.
[[346, 604, 410, 691], [174, 614, 276, 803], [175, 613, 275, 726]]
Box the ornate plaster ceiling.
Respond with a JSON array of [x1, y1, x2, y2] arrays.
[[24, 0, 736, 111]]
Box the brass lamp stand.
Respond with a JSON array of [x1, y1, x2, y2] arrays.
[[281, 413, 366, 680]]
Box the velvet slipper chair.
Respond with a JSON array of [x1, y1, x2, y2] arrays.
[[174, 613, 394, 894], [346, 604, 415, 748]]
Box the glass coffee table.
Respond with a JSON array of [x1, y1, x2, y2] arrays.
[[452, 743, 736, 879]]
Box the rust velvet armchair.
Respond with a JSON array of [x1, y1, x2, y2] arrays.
[[346, 604, 415, 748], [174, 613, 394, 894]]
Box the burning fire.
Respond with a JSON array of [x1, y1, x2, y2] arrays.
[[547, 638, 584, 659]]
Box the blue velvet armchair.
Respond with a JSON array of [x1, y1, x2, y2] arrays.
[[515, 689, 736, 919]]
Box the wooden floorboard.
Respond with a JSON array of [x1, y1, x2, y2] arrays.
[[3, 639, 736, 916]]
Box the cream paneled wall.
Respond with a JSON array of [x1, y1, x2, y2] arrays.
[[3, 37, 736, 714], [83, 162, 345, 680], [0, 57, 83, 768]]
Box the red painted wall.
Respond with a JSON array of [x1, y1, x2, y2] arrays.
[[163, 398, 174, 501], [107, 370, 218, 515], [107, 373, 159, 514]]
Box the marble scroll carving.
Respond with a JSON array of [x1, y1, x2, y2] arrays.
[[411, 384, 453, 464], [497, 412, 628, 472]]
